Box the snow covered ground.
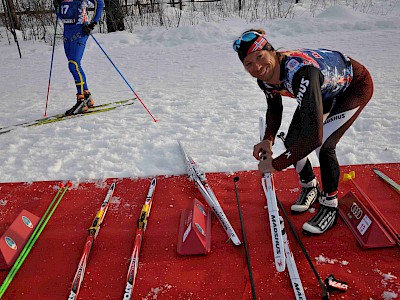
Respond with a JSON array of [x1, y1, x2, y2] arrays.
[[0, 2, 399, 183]]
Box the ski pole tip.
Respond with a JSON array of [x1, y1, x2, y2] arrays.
[[233, 176, 240, 182]]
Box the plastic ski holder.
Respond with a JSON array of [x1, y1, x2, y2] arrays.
[[177, 198, 211, 255], [0, 209, 40, 269], [338, 191, 396, 249]]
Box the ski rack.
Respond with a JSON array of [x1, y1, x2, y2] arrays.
[[178, 140, 241, 246]]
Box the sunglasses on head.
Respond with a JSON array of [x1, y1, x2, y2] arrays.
[[232, 31, 268, 52]]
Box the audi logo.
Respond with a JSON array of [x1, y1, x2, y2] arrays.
[[350, 202, 363, 219]]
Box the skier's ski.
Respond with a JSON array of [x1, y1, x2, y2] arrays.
[[123, 178, 157, 300], [0, 98, 135, 135], [68, 182, 116, 300], [373, 168, 400, 193], [178, 140, 241, 246], [261, 174, 285, 272], [259, 117, 285, 272], [281, 217, 307, 300]]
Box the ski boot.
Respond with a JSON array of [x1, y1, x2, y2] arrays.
[[65, 93, 93, 116], [302, 191, 339, 235], [291, 178, 320, 214], [84, 90, 95, 108]]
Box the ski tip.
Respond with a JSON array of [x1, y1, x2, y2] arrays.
[[58, 182, 65, 188], [232, 240, 242, 246], [66, 181, 73, 187], [229, 235, 242, 246], [276, 264, 286, 273], [276, 258, 286, 272]]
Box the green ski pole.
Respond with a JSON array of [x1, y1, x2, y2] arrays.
[[0, 181, 72, 297]]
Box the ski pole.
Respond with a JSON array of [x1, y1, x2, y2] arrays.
[[276, 195, 329, 300], [89, 33, 157, 122], [0, 181, 71, 297], [44, 14, 59, 117], [233, 177, 257, 300]]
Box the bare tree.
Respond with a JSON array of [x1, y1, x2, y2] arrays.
[[104, 0, 125, 32], [5, 0, 21, 29]]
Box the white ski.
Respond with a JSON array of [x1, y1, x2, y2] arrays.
[[178, 140, 241, 246], [259, 117, 307, 297], [280, 217, 307, 300], [261, 174, 285, 272], [259, 117, 285, 272]]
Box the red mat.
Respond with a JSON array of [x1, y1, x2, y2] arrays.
[[0, 163, 399, 299]]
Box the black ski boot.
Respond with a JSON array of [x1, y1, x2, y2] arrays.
[[302, 192, 339, 235], [65, 94, 91, 116]]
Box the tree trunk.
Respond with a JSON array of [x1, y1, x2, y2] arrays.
[[5, 0, 21, 30], [104, 0, 125, 32]]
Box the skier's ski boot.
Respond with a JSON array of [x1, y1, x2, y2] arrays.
[[84, 90, 95, 108], [302, 191, 339, 235], [65, 94, 90, 116], [291, 178, 320, 214]]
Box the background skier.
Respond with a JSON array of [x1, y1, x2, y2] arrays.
[[54, 0, 105, 115]]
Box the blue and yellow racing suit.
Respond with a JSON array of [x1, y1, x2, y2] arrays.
[[56, 0, 104, 95]]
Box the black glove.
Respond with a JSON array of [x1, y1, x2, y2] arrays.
[[53, 0, 62, 8], [82, 21, 97, 36]]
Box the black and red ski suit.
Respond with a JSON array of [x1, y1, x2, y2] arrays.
[[258, 49, 373, 194]]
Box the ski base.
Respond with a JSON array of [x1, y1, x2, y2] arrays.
[[0, 98, 135, 135]]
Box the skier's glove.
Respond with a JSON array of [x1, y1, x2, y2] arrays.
[[83, 21, 97, 36], [53, 0, 62, 8]]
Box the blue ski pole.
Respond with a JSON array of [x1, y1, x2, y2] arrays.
[[90, 33, 157, 122]]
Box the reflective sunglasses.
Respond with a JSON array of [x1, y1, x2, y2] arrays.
[[232, 31, 268, 53]]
